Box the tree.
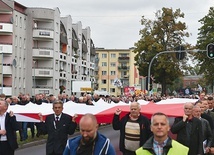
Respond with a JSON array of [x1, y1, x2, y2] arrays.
[[194, 7, 214, 89], [133, 7, 189, 95]]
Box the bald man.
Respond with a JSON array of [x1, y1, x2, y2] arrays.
[[63, 113, 116, 155]]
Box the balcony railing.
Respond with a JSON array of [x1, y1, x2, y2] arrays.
[[118, 66, 130, 70], [33, 28, 54, 40], [118, 56, 130, 62], [32, 47, 54, 59], [32, 67, 53, 77], [0, 44, 12, 53], [82, 43, 88, 53], [0, 23, 13, 34]]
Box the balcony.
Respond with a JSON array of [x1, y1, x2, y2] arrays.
[[121, 75, 129, 79], [71, 74, 77, 80], [81, 60, 87, 67], [94, 66, 99, 71], [71, 57, 77, 64], [90, 62, 95, 69], [33, 28, 54, 40], [3, 65, 12, 75], [32, 47, 54, 59], [33, 87, 53, 95], [71, 70, 78, 74], [0, 87, 12, 96], [59, 53, 67, 62], [94, 74, 99, 79], [0, 44, 12, 54], [59, 72, 66, 80], [90, 47, 95, 56], [118, 66, 130, 70], [32, 67, 53, 77], [82, 43, 88, 53], [72, 39, 79, 49], [0, 23, 13, 35], [118, 56, 130, 62]]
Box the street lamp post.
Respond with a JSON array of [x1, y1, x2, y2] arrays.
[[147, 50, 205, 94]]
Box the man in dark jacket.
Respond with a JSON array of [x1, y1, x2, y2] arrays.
[[0, 99, 19, 155], [37, 100, 77, 155], [112, 101, 152, 155], [171, 102, 203, 155]]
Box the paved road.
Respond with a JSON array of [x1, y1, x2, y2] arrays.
[[15, 125, 122, 155]]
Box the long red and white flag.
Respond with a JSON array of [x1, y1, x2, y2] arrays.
[[8, 98, 197, 123]]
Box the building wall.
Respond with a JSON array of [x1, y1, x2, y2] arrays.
[[0, 0, 95, 96], [95, 48, 139, 96]]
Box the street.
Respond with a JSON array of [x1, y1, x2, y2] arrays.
[[15, 125, 122, 155]]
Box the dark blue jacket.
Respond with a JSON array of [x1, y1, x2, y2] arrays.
[[63, 132, 116, 155]]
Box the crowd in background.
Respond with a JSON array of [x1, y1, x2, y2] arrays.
[[2, 91, 214, 142]]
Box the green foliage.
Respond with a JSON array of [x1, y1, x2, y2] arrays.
[[194, 7, 214, 86], [133, 7, 189, 94]]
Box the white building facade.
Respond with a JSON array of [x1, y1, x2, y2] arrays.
[[0, 0, 95, 96]]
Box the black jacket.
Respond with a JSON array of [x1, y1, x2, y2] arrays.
[[38, 113, 77, 154], [5, 112, 19, 150], [112, 113, 152, 152], [171, 117, 203, 155]]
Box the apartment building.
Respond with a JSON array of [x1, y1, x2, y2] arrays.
[[95, 48, 140, 96], [0, 0, 95, 96]]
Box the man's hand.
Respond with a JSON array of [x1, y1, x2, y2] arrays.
[[0, 130, 6, 135], [182, 114, 188, 122], [72, 114, 78, 122], [9, 111, 14, 117], [38, 113, 43, 122], [205, 147, 210, 153], [115, 108, 122, 115]]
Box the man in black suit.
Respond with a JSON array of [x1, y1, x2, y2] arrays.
[[38, 100, 77, 155], [0, 99, 19, 155], [171, 102, 203, 155]]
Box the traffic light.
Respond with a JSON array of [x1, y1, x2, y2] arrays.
[[207, 43, 214, 59], [175, 45, 186, 60]]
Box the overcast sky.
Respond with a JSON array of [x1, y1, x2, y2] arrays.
[[15, 0, 213, 49]]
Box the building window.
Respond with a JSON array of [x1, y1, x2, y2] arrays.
[[110, 71, 116, 75], [122, 71, 127, 76], [19, 37, 22, 48], [23, 38, 26, 49], [15, 35, 18, 47], [110, 79, 114, 84], [24, 18, 26, 30], [55, 61, 58, 71], [102, 71, 107, 75], [110, 62, 116, 67], [102, 62, 107, 66], [15, 15, 18, 26], [102, 79, 107, 84], [111, 53, 116, 58], [102, 54, 107, 58], [110, 88, 115, 93], [101, 88, 106, 91], [20, 17, 22, 28]]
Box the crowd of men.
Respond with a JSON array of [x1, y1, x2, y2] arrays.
[[1, 91, 214, 155]]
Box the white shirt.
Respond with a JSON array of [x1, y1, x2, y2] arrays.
[[0, 112, 7, 141]]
